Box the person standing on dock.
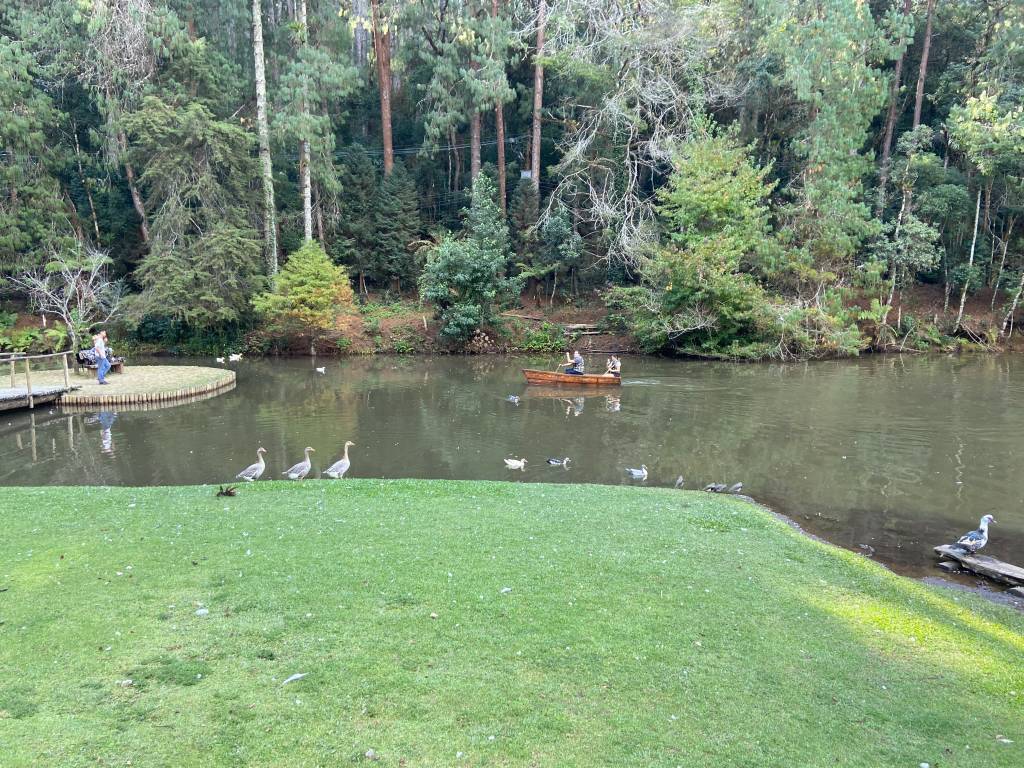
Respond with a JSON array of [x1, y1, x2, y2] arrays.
[[93, 330, 111, 385]]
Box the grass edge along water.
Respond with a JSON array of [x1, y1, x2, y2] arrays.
[[0, 480, 1021, 767]]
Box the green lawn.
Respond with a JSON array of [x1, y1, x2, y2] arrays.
[[0, 481, 1020, 767]]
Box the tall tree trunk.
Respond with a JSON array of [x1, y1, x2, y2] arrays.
[[298, 0, 312, 242], [955, 188, 982, 331], [493, 0, 506, 215], [530, 0, 546, 193], [73, 126, 100, 241], [876, 0, 913, 215], [352, 0, 369, 65], [122, 151, 150, 245], [470, 110, 481, 181], [991, 216, 1014, 309], [912, 0, 936, 129], [252, 0, 278, 274], [314, 182, 326, 244], [371, 0, 394, 175], [1002, 268, 1024, 336]]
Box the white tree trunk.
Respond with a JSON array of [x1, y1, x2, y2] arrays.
[[298, 0, 312, 242], [955, 188, 982, 331], [252, 0, 278, 274]]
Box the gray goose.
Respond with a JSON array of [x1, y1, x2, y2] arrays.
[[236, 447, 267, 482], [283, 447, 315, 480]]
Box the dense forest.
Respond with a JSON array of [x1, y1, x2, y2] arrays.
[[0, 0, 1022, 359]]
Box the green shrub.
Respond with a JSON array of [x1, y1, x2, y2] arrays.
[[520, 322, 564, 352], [253, 241, 356, 338]]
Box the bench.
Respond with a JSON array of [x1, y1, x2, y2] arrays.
[[77, 349, 126, 374]]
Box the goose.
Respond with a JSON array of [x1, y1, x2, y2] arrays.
[[546, 457, 571, 466], [674, 475, 685, 489], [228, 353, 243, 362], [215, 356, 225, 364], [282, 447, 315, 480], [955, 514, 996, 553], [625, 464, 648, 481], [727, 482, 743, 494], [504, 457, 527, 470], [235, 447, 267, 482], [315, 367, 326, 375], [506, 395, 520, 405], [324, 441, 355, 479], [703, 483, 727, 493]]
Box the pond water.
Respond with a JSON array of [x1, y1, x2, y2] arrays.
[[1, 354, 1022, 580]]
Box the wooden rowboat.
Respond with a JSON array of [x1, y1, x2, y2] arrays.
[[522, 369, 622, 386]]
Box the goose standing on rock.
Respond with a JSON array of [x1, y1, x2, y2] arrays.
[[504, 457, 527, 470], [235, 447, 267, 482], [955, 514, 996, 553], [626, 465, 648, 481], [324, 441, 355, 479], [283, 447, 315, 480]]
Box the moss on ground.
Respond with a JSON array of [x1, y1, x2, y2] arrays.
[[0, 480, 1020, 767]]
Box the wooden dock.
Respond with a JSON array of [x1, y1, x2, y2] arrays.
[[0, 385, 79, 412], [934, 544, 1024, 586]]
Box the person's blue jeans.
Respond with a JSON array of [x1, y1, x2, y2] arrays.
[[96, 355, 112, 383]]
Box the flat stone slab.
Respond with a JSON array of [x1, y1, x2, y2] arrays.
[[934, 544, 1024, 586]]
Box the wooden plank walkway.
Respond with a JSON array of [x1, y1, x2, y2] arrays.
[[934, 544, 1024, 586], [0, 385, 78, 412]]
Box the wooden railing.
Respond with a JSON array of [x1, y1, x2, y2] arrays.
[[0, 351, 73, 409]]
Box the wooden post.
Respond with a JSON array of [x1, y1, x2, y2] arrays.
[[62, 352, 70, 390], [24, 358, 33, 409]]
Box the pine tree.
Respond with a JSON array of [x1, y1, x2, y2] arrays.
[[465, 173, 510, 265], [373, 160, 422, 291], [332, 146, 380, 294]]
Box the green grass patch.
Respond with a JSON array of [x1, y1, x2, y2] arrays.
[[0, 481, 1021, 766]]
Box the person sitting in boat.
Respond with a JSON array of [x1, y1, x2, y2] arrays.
[[605, 355, 621, 377], [564, 350, 584, 375]]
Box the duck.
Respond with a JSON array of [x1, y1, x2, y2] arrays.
[[546, 457, 571, 467], [504, 457, 527, 470], [506, 395, 520, 405], [324, 441, 355, 479], [955, 514, 996, 553], [315, 367, 326, 375], [703, 483, 727, 493], [282, 447, 315, 480], [228, 353, 243, 362], [215, 356, 225, 364], [625, 464, 648, 481], [674, 475, 685, 489], [235, 447, 267, 482], [727, 482, 743, 494]]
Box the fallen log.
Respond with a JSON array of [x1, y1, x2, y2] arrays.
[[933, 544, 1024, 586]]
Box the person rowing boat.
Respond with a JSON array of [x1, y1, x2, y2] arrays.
[[564, 350, 584, 375], [605, 355, 621, 377]]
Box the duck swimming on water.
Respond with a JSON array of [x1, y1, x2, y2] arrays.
[[546, 457, 571, 467], [955, 514, 996, 553], [625, 465, 648, 481], [504, 457, 527, 470]]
